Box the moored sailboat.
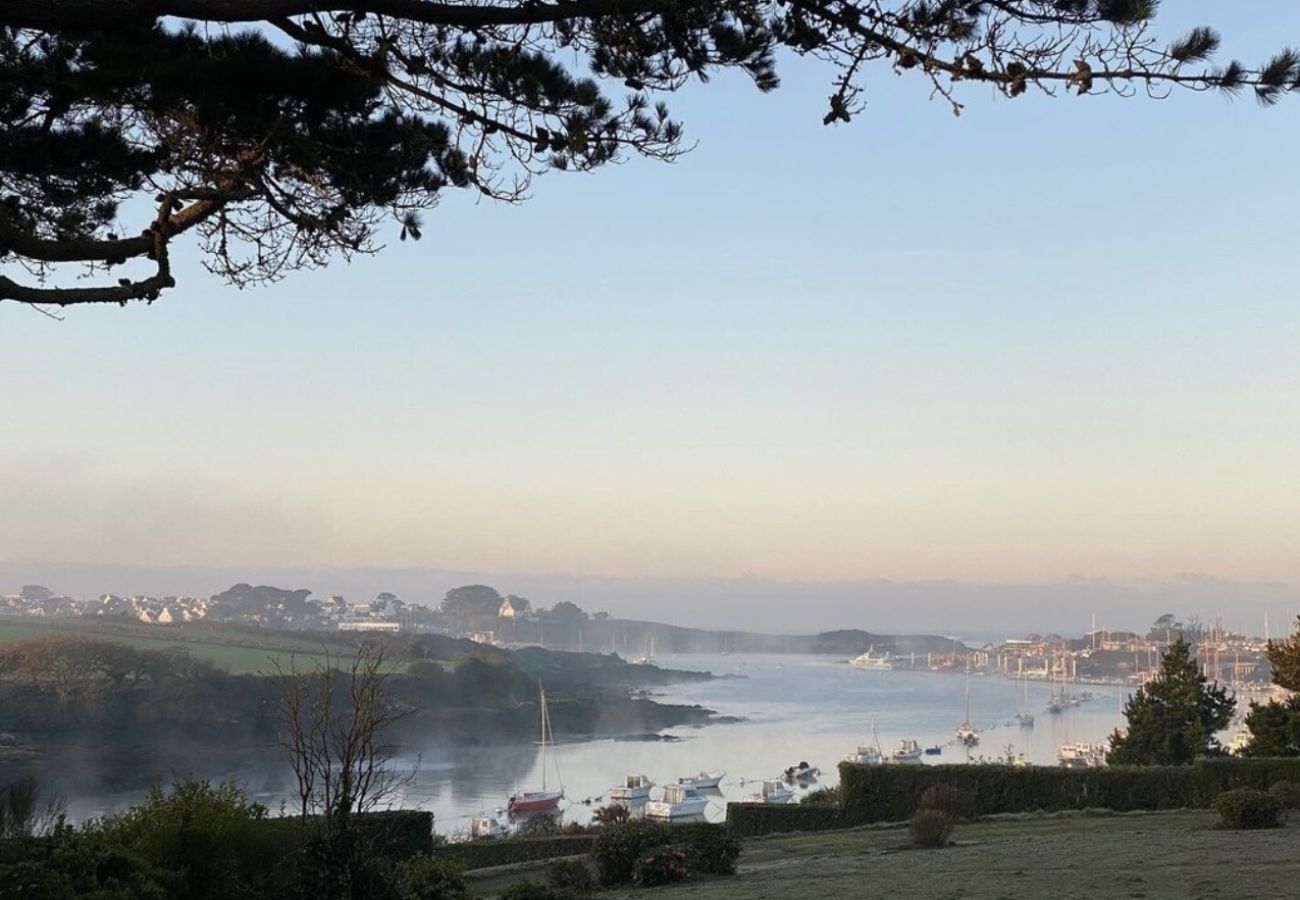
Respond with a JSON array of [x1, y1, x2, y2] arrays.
[[507, 682, 564, 817]]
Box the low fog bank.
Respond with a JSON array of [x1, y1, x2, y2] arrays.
[[2, 560, 1295, 638]]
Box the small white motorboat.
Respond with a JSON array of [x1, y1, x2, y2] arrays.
[[743, 778, 795, 804], [608, 773, 654, 802], [469, 815, 508, 839], [645, 783, 711, 819], [677, 770, 725, 790]]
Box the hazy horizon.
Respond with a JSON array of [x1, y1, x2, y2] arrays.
[[3, 558, 1294, 639]]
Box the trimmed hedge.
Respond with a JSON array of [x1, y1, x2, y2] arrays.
[[725, 803, 844, 837], [434, 835, 596, 870], [839, 758, 1300, 823], [252, 810, 435, 863]]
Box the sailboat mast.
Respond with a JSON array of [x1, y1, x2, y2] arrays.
[[539, 682, 548, 791]]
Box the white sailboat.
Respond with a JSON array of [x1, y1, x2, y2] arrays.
[[956, 659, 980, 747], [507, 682, 564, 816], [1016, 675, 1035, 727]]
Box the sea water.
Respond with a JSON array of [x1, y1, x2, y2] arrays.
[[390, 653, 1129, 834]]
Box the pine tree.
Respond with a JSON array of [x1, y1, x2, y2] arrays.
[[1107, 639, 1235, 766], [4, 3, 1299, 308], [1241, 616, 1300, 757]]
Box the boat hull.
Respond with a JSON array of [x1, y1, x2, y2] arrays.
[[645, 798, 710, 819], [678, 772, 724, 790], [508, 791, 564, 815]]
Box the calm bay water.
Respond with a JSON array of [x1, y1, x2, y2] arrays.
[[57, 653, 1128, 831], [391, 653, 1129, 834]]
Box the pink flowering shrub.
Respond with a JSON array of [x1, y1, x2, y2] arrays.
[[631, 845, 690, 887]]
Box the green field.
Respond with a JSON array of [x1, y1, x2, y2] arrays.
[[0, 617, 342, 674], [469, 810, 1299, 900]]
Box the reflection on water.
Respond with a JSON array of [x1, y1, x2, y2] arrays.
[[57, 654, 1129, 834]]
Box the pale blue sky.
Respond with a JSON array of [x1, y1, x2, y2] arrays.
[[3, 4, 1299, 588]]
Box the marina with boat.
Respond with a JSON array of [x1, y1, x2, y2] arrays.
[[419, 635, 1274, 839]]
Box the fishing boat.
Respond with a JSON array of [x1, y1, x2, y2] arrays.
[[843, 744, 884, 765], [608, 773, 654, 802], [743, 778, 795, 804], [955, 660, 980, 747], [507, 682, 564, 817], [843, 720, 885, 765], [891, 738, 924, 764], [677, 770, 725, 790], [645, 783, 711, 819], [849, 646, 894, 670], [924, 745, 943, 756]]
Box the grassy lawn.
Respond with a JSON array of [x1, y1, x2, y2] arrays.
[[469, 810, 1299, 900], [0, 617, 338, 674]]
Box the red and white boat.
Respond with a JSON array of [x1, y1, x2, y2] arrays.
[[508, 682, 564, 817]]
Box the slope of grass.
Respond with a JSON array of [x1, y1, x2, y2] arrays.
[[0, 617, 338, 674], [469, 810, 1299, 900]]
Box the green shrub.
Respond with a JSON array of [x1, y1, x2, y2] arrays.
[[672, 823, 741, 876], [908, 809, 954, 848], [631, 845, 690, 887], [0, 830, 167, 900], [725, 802, 843, 836], [546, 858, 594, 895], [918, 784, 975, 822], [591, 820, 672, 885], [589, 821, 739, 884], [1268, 780, 1300, 813], [397, 856, 470, 900], [95, 778, 277, 900], [1215, 789, 1282, 830], [591, 805, 630, 827], [800, 786, 840, 806]]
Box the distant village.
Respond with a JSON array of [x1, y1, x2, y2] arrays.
[[0, 583, 1279, 690], [0, 582, 584, 646]]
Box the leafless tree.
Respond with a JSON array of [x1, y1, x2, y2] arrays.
[[271, 644, 417, 832]]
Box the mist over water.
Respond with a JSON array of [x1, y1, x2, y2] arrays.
[[54, 654, 1127, 832]]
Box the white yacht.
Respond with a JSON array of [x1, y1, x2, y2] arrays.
[[891, 738, 924, 764], [849, 646, 894, 670], [677, 770, 725, 790], [645, 783, 711, 819], [608, 773, 654, 802]]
